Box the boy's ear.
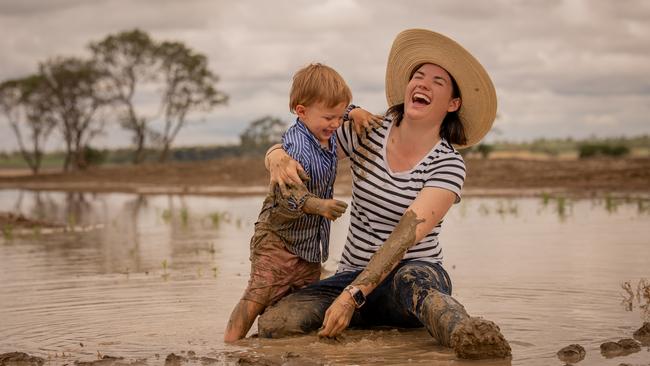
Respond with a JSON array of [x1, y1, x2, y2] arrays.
[[295, 104, 306, 119]]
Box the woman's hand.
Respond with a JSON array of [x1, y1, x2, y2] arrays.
[[317, 292, 356, 338], [267, 147, 308, 197], [349, 107, 383, 136]]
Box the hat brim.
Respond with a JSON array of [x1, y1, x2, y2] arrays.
[[385, 29, 497, 149]]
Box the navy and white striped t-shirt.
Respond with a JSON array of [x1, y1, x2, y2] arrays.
[[280, 118, 337, 263], [335, 117, 466, 272]]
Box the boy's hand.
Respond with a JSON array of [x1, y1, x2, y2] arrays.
[[349, 107, 383, 136], [303, 198, 348, 220]]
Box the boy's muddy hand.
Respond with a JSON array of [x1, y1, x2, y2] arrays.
[[268, 149, 308, 197], [349, 107, 383, 136], [304, 198, 347, 220]]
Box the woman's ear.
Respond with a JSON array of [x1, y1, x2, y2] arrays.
[[447, 98, 461, 113]]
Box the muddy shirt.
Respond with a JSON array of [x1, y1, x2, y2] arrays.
[[335, 118, 465, 272], [257, 119, 337, 263]]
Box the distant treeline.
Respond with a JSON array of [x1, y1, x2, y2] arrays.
[[469, 135, 650, 159], [1, 134, 648, 169], [0, 115, 287, 168]]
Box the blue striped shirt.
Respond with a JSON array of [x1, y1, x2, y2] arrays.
[[279, 118, 338, 263]]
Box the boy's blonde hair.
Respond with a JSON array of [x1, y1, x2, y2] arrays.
[[289, 63, 352, 113]]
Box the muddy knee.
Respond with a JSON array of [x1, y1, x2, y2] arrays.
[[258, 295, 326, 338], [393, 264, 450, 312]]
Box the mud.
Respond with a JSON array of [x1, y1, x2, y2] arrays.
[[3, 157, 650, 198], [0, 351, 319, 366], [257, 293, 326, 338], [600, 338, 642, 358], [0, 352, 44, 366], [352, 210, 423, 288], [348, 118, 381, 182], [223, 350, 321, 366], [73, 355, 143, 366], [0, 212, 63, 229], [419, 291, 469, 346], [450, 317, 512, 360], [556, 344, 586, 364], [634, 322, 650, 344]]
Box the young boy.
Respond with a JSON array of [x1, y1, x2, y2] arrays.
[[224, 63, 352, 341]]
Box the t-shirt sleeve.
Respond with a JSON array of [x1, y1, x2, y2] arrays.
[[335, 120, 355, 158], [423, 152, 466, 203]]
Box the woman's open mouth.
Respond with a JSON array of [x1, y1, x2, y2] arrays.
[[412, 92, 431, 107]]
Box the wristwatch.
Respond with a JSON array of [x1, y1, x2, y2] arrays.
[[344, 285, 366, 308]]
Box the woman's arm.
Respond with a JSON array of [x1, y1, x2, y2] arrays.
[[317, 187, 457, 337]]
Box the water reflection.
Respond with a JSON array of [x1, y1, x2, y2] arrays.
[[621, 279, 650, 322]]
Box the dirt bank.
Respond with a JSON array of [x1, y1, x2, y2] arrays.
[[0, 212, 64, 229], [1, 157, 649, 198]]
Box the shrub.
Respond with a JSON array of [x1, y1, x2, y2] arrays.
[[578, 143, 630, 158]]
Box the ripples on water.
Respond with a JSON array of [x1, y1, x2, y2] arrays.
[[0, 190, 649, 365]]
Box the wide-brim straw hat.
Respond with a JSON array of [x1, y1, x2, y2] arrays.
[[385, 29, 497, 148]]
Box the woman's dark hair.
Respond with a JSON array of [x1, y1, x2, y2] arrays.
[[386, 66, 467, 146]]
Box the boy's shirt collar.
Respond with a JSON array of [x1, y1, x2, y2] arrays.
[[295, 118, 336, 155]]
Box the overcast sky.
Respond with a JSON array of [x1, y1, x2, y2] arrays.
[[1, 0, 649, 152]]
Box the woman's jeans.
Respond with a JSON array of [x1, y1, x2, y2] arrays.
[[258, 260, 470, 346]]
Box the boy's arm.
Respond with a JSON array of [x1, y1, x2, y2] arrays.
[[280, 181, 348, 221], [303, 196, 348, 221]]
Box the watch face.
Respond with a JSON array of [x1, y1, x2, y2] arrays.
[[351, 288, 366, 307]]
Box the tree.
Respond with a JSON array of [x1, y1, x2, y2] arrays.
[[90, 29, 228, 164], [240, 116, 287, 154], [155, 41, 228, 162], [89, 29, 158, 164], [40, 57, 109, 171], [0, 75, 57, 174]]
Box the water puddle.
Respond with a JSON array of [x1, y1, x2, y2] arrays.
[[1, 190, 649, 365]]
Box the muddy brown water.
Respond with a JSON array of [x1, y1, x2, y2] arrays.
[[1, 189, 649, 365]]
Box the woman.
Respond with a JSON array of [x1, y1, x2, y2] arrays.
[[259, 29, 511, 360]]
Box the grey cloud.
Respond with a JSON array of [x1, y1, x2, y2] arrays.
[[1, 0, 649, 152]]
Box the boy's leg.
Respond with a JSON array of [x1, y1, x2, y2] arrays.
[[258, 270, 360, 338], [390, 262, 511, 359], [226, 227, 323, 341], [224, 299, 266, 342]]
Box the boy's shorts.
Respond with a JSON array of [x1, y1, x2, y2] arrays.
[[242, 229, 320, 307]]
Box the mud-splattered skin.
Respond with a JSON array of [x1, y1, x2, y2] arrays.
[[351, 210, 423, 289]]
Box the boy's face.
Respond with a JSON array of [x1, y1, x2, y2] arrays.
[[295, 101, 347, 147]]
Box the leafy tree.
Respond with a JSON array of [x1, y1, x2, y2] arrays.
[[0, 75, 57, 174], [89, 29, 158, 164], [40, 57, 109, 171], [90, 29, 227, 164], [240, 116, 287, 154], [155, 41, 228, 162]]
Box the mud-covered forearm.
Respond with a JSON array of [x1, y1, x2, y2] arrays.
[[302, 196, 324, 215], [351, 210, 424, 291], [268, 181, 314, 226]]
